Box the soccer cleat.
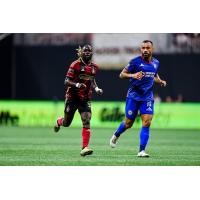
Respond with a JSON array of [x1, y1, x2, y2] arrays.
[[53, 117, 62, 133], [54, 124, 60, 133], [110, 135, 118, 148], [80, 147, 93, 156], [137, 150, 150, 157]]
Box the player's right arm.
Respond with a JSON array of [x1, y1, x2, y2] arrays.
[[119, 68, 144, 80], [64, 61, 86, 89], [120, 59, 145, 80], [64, 77, 86, 89]]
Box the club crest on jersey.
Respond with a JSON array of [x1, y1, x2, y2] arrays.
[[128, 110, 133, 115], [153, 64, 157, 69]]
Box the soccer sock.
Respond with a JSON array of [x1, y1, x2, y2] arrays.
[[139, 126, 150, 151], [114, 122, 126, 137], [57, 117, 64, 126], [82, 127, 91, 148]]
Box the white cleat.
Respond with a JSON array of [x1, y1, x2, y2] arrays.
[[110, 135, 118, 148], [137, 150, 150, 158], [80, 147, 93, 156]]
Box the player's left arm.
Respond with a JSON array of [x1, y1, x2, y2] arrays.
[[154, 73, 167, 87], [92, 79, 103, 95]]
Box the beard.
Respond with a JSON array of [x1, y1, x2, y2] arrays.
[[142, 52, 152, 60], [82, 55, 92, 63]]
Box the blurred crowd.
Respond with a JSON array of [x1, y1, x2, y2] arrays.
[[172, 33, 200, 53], [154, 93, 183, 103]]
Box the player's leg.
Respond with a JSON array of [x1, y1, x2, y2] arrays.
[[110, 98, 139, 148], [79, 101, 93, 156], [54, 99, 77, 132], [137, 100, 154, 157]]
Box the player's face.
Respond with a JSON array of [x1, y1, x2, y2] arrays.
[[141, 42, 153, 59], [82, 45, 93, 62]]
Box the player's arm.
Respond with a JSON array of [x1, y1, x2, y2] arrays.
[[154, 74, 167, 87], [64, 63, 86, 89], [119, 68, 145, 80], [64, 77, 86, 89], [92, 79, 103, 95]]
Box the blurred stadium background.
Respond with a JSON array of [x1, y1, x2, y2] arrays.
[[0, 33, 200, 165]]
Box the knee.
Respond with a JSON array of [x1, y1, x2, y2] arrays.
[[82, 118, 90, 128], [125, 121, 133, 129], [142, 119, 151, 127]]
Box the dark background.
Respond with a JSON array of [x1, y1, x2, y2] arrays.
[[1, 35, 200, 102]]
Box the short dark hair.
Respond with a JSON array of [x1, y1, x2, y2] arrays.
[[142, 40, 153, 46]]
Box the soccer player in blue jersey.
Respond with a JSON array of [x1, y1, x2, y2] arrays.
[[109, 40, 166, 157]]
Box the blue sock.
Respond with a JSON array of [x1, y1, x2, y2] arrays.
[[114, 122, 126, 137], [139, 126, 150, 151]]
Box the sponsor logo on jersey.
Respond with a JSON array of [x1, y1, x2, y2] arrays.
[[140, 63, 145, 67], [79, 74, 94, 80], [144, 72, 155, 78]]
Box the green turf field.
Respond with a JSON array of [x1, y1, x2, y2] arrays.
[[0, 126, 200, 166]]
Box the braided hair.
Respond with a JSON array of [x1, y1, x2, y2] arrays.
[[76, 46, 83, 59]]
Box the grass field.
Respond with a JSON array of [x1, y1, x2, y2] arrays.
[[0, 126, 200, 166]]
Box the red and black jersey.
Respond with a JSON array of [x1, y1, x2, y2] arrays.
[[65, 59, 99, 101]]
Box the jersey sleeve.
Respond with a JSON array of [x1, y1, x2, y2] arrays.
[[124, 58, 137, 73], [94, 63, 99, 74], [66, 63, 76, 79], [155, 60, 160, 75]]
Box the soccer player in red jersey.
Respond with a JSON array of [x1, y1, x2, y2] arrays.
[[54, 45, 103, 156]]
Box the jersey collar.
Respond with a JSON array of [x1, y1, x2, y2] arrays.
[[141, 56, 152, 64]]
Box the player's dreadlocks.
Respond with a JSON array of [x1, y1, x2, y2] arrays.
[[76, 46, 83, 59]]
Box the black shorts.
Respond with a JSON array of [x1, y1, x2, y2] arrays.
[[64, 99, 91, 114]]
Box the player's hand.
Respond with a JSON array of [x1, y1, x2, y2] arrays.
[[95, 87, 103, 95], [160, 80, 167, 87], [132, 71, 145, 80], [76, 83, 87, 89]]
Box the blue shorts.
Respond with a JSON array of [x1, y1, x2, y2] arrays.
[[125, 98, 154, 120]]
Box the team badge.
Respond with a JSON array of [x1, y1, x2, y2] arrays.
[[153, 64, 157, 69]]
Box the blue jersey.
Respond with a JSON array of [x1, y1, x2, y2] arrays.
[[125, 56, 159, 101]]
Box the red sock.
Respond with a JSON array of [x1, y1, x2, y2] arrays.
[[82, 128, 91, 148], [57, 117, 64, 126]]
